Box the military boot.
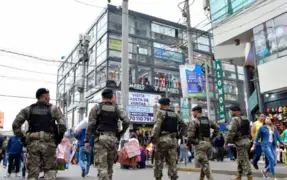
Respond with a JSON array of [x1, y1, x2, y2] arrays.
[[247, 175, 253, 180]]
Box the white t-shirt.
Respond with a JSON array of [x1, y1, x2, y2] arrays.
[[269, 130, 274, 143]]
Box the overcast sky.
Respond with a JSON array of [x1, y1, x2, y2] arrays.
[[0, 0, 208, 130]]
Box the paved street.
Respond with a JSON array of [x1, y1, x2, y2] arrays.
[[1, 164, 287, 180]]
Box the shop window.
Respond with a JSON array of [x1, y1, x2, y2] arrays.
[[274, 12, 287, 57], [108, 61, 121, 83], [138, 66, 152, 85], [223, 71, 237, 79], [87, 71, 96, 91], [154, 69, 180, 88], [96, 62, 107, 87]]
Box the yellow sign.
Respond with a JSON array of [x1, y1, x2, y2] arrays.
[[0, 112, 4, 129], [109, 39, 122, 51]]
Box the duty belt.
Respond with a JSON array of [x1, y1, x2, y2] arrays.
[[100, 131, 116, 136], [27, 131, 54, 141]]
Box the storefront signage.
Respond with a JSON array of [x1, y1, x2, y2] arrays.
[[154, 47, 183, 62], [248, 89, 258, 112], [215, 59, 226, 122], [129, 83, 180, 94], [109, 39, 122, 51], [154, 86, 180, 94], [116, 91, 161, 123]]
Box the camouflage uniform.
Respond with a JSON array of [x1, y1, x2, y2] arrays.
[[85, 103, 129, 180], [187, 115, 219, 180], [12, 104, 66, 180], [152, 108, 187, 180], [225, 115, 252, 179]]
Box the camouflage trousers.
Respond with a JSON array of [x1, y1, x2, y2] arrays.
[[26, 139, 57, 180], [194, 141, 213, 179], [236, 143, 252, 176], [154, 135, 178, 180], [94, 134, 118, 180]]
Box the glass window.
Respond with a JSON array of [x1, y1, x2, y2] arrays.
[[109, 50, 121, 58], [89, 26, 96, 44], [96, 34, 107, 65], [88, 46, 96, 73], [237, 66, 244, 80], [198, 36, 210, 46], [223, 71, 237, 79], [108, 61, 121, 83], [222, 63, 235, 72], [274, 13, 287, 57], [154, 69, 180, 88], [87, 71, 96, 91], [75, 63, 84, 82], [134, 19, 150, 38], [74, 89, 80, 104], [223, 80, 238, 100], [138, 66, 152, 85], [151, 23, 176, 37], [67, 88, 74, 107], [97, 13, 107, 39], [96, 62, 107, 87]]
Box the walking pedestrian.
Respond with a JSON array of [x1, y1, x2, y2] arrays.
[[4, 135, 23, 178], [12, 88, 66, 180], [251, 117, 286, 180], [224, 106, 252, 180], [151, 98, 187, 180], [187, 106, 219, 180], [251, 113, 269, 169], [214, 133, 225, 161], [85, 89, 130, 180]]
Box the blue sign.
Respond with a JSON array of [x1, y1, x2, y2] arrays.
[[154, 47, 183, 62], [185, 64, 205, 97]]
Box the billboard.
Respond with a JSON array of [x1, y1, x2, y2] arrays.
[[180, 64, 205, 97], [116, 91, 161, 123], [154, 47, 183, 62]]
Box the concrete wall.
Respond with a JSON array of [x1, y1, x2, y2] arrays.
[[258, 56, 287, 93], [213, 0, 287, 46]]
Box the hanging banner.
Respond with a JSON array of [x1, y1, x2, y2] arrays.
[[116, 91, 161, 123], [179, 64, 205, 97], [0, 111, 4, 129], [180, 98, 189, 122], [215, 59, 226, 123]]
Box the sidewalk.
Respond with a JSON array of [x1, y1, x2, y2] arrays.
[[146, 159, 287, 178]]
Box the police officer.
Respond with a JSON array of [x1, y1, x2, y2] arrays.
[[151, 98, 187, 180], [85, 89, 130, 180], [12, 88, 66, 180], [187, 106, 219, 180], [224, 106, 252, 180]]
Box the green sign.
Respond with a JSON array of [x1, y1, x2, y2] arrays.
[[248, 89, 258, 112], [215, 59, 225, 122]]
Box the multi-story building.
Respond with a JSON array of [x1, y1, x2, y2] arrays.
[[56, 4, 246, 133], [207, 0, 287, 125]]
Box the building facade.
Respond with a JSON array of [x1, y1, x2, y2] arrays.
[[208, 0, 287, 125], [56, 4, 246, 132]]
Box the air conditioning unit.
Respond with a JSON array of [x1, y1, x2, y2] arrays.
[[203, 0, 210, 11]]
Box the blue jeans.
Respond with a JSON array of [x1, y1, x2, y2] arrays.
[[3, 154, 8, 166], [227, 146, 235, 160], [262, 145, 276, 177], [179, 144, 188, 162], [79, 146, 91, 175], [253, 143, 269, 168]]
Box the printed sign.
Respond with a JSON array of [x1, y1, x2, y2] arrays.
[[0, 112, 4, 129], [215, 59, 226, 122]]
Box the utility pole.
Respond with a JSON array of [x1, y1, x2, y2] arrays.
[[121, 0, 129, 140], [78, 34, 90, 122], [205, 62, 211, 119]]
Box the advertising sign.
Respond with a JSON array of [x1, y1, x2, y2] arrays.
[[109, 39, 122, 51], [179, 64, 205, 97], [180, 98, 189, 122], [116, 91, 161, 123], [0, 111, 4, 129], [154, 47, 183, 62], [215, 59, 226, 123]]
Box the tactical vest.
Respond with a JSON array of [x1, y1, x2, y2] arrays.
[[28, 102, 53, 133], [161, 109, 178, 133], [97, 102, 119, 132], [198, 116, 210, 138], [239, 116, 250, 136]]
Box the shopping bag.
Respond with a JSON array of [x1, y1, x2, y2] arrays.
[[57, 137, 72, 164]]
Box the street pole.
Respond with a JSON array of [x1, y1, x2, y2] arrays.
[[78, 34, 90, 123], [121, 0, 129, 140], [205, 61, 211, 119]]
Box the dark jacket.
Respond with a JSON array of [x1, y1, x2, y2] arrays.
[[214, 136, 225, 148], [6, 136, 23, 155]]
